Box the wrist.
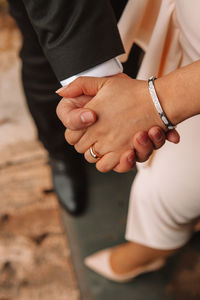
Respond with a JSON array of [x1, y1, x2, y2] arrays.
[[148, 77, 175, 130], [153, 76, 185, 126], [135, 79, 168, 131], [153, 64, 200, 126]]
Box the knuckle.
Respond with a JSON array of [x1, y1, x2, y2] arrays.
[[74, 143, 84, 154], [84, 152, 89, 161], [64, 115, 72, 128], [113, 166, 125, 173], [96, 161, 109, 173], [74, 77, 84, 88], [56, 101, 71, 127], [84, 152, 93, 163], [65, 130, 75, 145], [56, 101, 63, 119], [75, 77, 82, 83]]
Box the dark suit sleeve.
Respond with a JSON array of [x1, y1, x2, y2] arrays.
[[21, 0, 124, 81]]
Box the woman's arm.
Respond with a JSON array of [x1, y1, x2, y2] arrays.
[[57, 60, 200, 172], [155, 60, 200, 125]]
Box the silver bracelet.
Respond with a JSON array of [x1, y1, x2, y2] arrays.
[[148, 76, 175, 130]]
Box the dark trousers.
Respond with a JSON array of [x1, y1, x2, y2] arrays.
[[8, 0, 72, 161], [8, 0, 141, 162]]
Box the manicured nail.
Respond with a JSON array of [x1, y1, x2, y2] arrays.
[[169, 135, 179, 143], [55, 86, 67, 94], [80, 112, 95, 124], [138, 133, 149, 145], [155, 130, 162, 142]]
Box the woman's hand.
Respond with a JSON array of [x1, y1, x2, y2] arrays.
[[57, 74, 180, 172]]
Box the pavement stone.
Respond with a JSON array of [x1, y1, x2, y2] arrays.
[[0, 10, 79, 300]]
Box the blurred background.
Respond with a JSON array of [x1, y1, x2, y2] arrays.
[[1, 1, 200, 300], [0, 1, 79, 299]]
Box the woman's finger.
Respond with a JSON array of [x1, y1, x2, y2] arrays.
[[84, 146, 102, 163], [74, 129, 99, 153], [96, 152, 121, 173], [166, 129, 180, 144], [133, 131, 154, 162], [113, 150, 136, 173], [65, 129, 86, 145], [148, 126, 166, 149]]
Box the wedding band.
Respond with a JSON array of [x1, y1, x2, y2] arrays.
[[89, 146, 101, 159]]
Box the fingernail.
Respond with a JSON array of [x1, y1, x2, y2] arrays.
[[155, 131, 162, 142], [81, 112, 95, 123], [169, 135, 179, 143], [55, 86, 67, 94], [138, 133, 149, 145]]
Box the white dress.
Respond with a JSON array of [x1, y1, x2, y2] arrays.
[[118, 0, 200, 249]]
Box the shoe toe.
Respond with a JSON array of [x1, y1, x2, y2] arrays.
[[84, 249, 116, 280], [50, 158, 87, 215]]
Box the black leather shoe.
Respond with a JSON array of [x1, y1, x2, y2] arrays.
[[49, 157, 87, 216]]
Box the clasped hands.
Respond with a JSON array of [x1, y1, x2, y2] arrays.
[[56, 73, 179, 173]]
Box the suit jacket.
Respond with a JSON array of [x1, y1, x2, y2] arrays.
[[12, 0, 124, 81]]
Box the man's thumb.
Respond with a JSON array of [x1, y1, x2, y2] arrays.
[[56, 76, 106, 98]]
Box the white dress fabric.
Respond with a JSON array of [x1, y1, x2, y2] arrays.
[[118, 0, 200, 249]]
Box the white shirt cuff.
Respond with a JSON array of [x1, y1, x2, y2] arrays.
[[60, 57, 123, 86]]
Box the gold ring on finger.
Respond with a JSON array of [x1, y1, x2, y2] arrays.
[[89, 145, 101, 160]]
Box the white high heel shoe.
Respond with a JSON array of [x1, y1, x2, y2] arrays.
[[84, 247, 166, 283]]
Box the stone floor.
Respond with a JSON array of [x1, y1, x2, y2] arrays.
[[0, 9, 79, 300], [62, 165, 200, 300]]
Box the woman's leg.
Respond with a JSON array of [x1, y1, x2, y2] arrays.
[[85, 116, 200, 280], [110, 242, 177, 275], [111, 116, 200, 275]]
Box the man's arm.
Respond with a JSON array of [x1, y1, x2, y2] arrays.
[[21, 0, 124, 82]]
